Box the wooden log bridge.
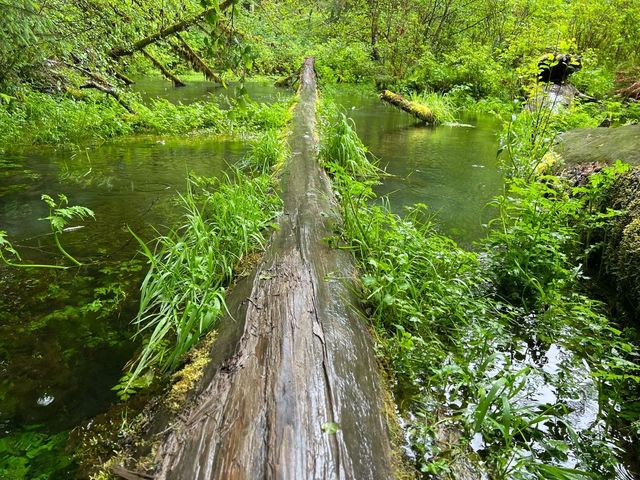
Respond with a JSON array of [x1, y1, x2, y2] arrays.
[[150, 58, 392, 478], [380, 89, 436, 124]]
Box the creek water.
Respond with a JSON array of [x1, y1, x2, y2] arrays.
[[330, 86, 504, 244], [0, 80, 270, 477]]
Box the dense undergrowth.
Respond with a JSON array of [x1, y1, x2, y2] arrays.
[[319, 101, 640, 478], [0, 87, 291, 152]]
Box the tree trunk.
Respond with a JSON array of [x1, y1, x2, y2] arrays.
[[171, 34, 223, 85], [80, 81, 136, 114], [140, 49, 185, 87], [139, 58, 393, 480], [110, 0, 233, 58], [380, 89, 436, 123]]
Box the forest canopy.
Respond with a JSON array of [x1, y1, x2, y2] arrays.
[[1, 0, 639, 100]]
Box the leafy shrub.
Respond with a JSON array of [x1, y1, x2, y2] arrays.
[[312, 39, 377, 83], [406, 42, 510, 98]]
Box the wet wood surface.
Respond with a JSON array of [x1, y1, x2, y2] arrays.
[[151, 57, 392, 479]]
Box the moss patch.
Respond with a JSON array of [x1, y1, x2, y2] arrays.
[[165, 329, 218, 413]]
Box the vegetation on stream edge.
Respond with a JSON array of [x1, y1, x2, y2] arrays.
[[319, 100, 640, 478], [115, 170, 283, 398], [115, 116, 289, 397], [0, 88, 292, 152]]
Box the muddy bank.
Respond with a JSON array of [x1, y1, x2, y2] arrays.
[[122, 58, 392, 479]]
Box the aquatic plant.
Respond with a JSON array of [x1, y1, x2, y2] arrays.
[[116, 170, 282, 397], [41, 194, 95, 266], [0, 194, 94, 269], [319, 109, 378, 179], [0, 427, 73, 479], [242, 128, 289, 174]]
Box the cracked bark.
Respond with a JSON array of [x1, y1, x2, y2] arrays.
[[146, 57, 392, 479]]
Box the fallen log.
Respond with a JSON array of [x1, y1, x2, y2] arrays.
[[171, 34, 223, 85], [146, 57, 393, 479], [110, 0, 233, 59], [140, 49, 185, 87], [113, 71, 134, 86], [380, 89, 435, 123]]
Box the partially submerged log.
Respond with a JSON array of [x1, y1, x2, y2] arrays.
[[113, 71, 135, 86], [144, 58, 392, 479], [274, 72, 298, 88], [140, 49, 185, 87], [380, 89, 435, 123]]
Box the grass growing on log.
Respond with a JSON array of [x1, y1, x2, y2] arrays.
[[241, 128, 289, 174], [320, 100, 640, 478], [115, 170, 282, 398], [408, 91, 457, 124], [319, 106, 378, 179]]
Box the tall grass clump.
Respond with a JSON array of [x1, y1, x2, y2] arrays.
[[408, 91, 458, 124], [242, 128, 289, 174], [0, 88, 134, 149], [116, 170, 282, 397], [0, 87, 294, 151], [320, 99, 639, 478], [319, 108, 378, 179], [134, 98, 227, 135]]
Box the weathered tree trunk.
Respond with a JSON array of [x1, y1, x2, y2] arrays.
[[140, 49, 185, 87], [380, 89, 435, 123], [141, 57, 393, 479], [110, 1, 233, 58], [171, 34, 223, 85]]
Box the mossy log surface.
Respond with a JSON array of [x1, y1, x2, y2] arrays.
[[598, 167, 640, 322], [380, 89, 435, 123], [140, 49, 185, 87], [145, 57, 392, 479], [561, 161, 640, 323], [109, 0, 233, 58], [558, 125, 640, 323]]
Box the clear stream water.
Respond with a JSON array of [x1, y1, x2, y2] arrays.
[[0, 78, 635, 478], [328, 86, 504, 244]]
